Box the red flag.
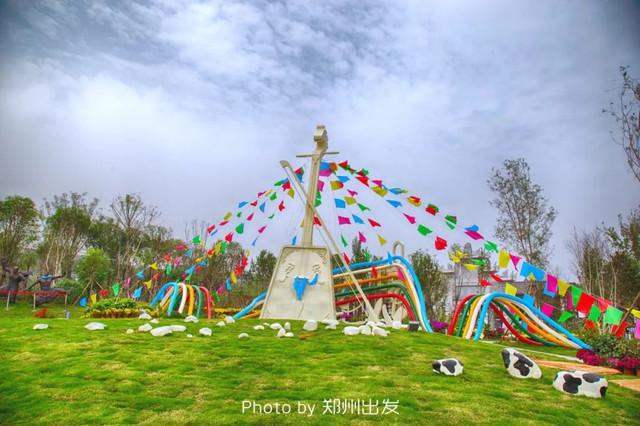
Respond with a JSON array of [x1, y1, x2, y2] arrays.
[[435, 236, 447, 251], [479, 279, 491, 287], [282, 180, 292, 190], [207, 248, 215, 257], [163, 254, 172, 262], [490, 272, 504, 282], [338, 216, 351, 225], [258, 226, 267, 234], [343, 252, 350, 265], [425, 205, 438, 215], [576, 293, 595, 315], [207, 224, 216, 234], [278, 201, 285, 211], [313, 216, 321, 225], [347, 189, 358, 196], [250, 200, 258, 206], [247, 213, 254, 221], [224, 232, 234, 242], [358, 232, 367, 243], [368, 218, 381, 227], [372, 179, 383, 187], [356, 175, 369, 186], [175, 243, 186, 251], [195, 265, 202, 273], [99, 289, 109, 297], [403, 213, 416, 224], [218, 220, 229, 226], [372, 266, 378, 279]]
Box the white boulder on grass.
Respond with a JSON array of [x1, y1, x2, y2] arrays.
[[33, 324, 48, 330], [184, 315, 198, 323], [224, 316, 235, 324], [270, 322, 282, 330], [303, 320, 318, 331], [138, 312, 152, 320], [253, 325, 265, 331], [238, 333, 249, 339], [372, 327, 389, 337], [284, 332, 294, 338], [343, 326, 360, 336], [284, 322, 291, 331], [199, 327, 212, 337], [138, 323, 153, 332], [277, 328, 287, 338], [324, 319, 339, 330], [150, 326, 173, 337], [126, 329, 134, 334], [85, 322, 107, 331], [216, 321, 226, 327], [169, 325, 186, 332], [150, 318, 159, 324], [391, 321, 402, 330], [187, 334, 193, 338], [359, 325, 372, 336]]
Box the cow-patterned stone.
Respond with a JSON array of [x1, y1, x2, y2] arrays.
[[501, 348, 542, 379], [552, 371, 607, 398], [432, 358, 464, 376]]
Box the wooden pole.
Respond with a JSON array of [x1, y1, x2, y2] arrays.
[[618, 289, 640, 332]]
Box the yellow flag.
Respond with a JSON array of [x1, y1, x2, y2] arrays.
[[90, 293, 97, 305], [505, 283, 517, 296], [224, 211, 232, 220], [631, 309, 640, 319], [150, 263, 158, 270], [558, 279, 570, 296], [455, 249, 465, 258], [264, 189, 272, 197], [195, 257, 203, 263], [449, 253, 461, 264], [498, 249, 510, 269], [463, 263, 479, 271], [230, 272, 237, 284], [144, 280, 152, 289], [372, 186, 388, 197], [528, 272, 536, 281], [344, 196, 357, 205], [330, 181, 343, 191], [287, 188, 295, 198], [377, 234, 387, 246], [214, 241, 221, 255]]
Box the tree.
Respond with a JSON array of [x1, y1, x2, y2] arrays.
[[606, 207, 640, 307], [350, 237, 370, 264], [410, 250, 447, 320], [76, 248, 112, 296], [488, 158, 557, 268], [604, 66, 640, 183], [245, 249, 277, 295], [0, 195, 40, 266], [40, 192, 98, 275]]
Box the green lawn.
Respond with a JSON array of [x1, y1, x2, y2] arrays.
[[1, 304, 639, 425]]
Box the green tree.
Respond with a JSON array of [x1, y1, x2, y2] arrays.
[[76, 248, 112, 296], [350, 237, 370, 264], [0, 195, 40, 266], [488, 158, 557, 268], [40, 192, 98, 275], [410, 250, 447, 321], [246, 249, 277, 292]]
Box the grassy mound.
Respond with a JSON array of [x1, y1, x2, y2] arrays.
[[1, 304, 638, 425]]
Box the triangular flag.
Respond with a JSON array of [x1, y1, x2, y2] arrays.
[[132, 287, 142, 300], [604, 306, 623, 326], [358, 232, 366, 243], [558, 279, 570, 296], [417, 224, 432, 236], [352, 214, 364, 224], [90, 293, 97, 305], [387, 200, 402, 208], [407, 196, 421, 207], [483, 241, 498, 253], [435, 236, 447, 251], [340, 235, 348, 248], [587, 304, 601, 322], [463, 263, 479, 271], [403, 213, 416, 224], [235, 223, 245, 234], [368, 218, 381, 227], [558, 311, 573, 323], [192, 235, 202, 245], [338, 216, 351, 225], [444, 215, 457, 229], [79, 297, 87, 307], [510, 254, 521, 269], [504, 283, 517, 296], [425, 204, 439, 215], [344, 196, 357, 205], [498, 250, 510, 269], [112, 283, 121, 297], [541, 303, 554, 317], [335, 199, 346, 209], [377, 234, 387, 246]]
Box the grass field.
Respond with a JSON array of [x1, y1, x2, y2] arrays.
[[1, 304, 639, 425]]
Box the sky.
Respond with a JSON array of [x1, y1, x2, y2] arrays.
[[0, 0, 639, 280]]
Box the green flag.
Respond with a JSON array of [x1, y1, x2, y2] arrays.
[[587, 304, 601, 322], [340, 235, 348, 248], [270, 192, 277, 201], [471, 258, 487, 267], [235, 223, 244, 234], [570, 286, 582, 308], [165, 265, 172, 275], [192, 235, 201, 245], [220, 241, 227, 254], [445, 215, 457, 230], [604, 306, 623, 326], [268, 213, 275, 219], [112, 283, 121, 297], [484, 241, 498, 253], [357, 203, 370, 212], [417, 224, 432, 236], [558, 311, 573, 323]]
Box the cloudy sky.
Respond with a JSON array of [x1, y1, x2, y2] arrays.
[[1, 0, 639, 279]]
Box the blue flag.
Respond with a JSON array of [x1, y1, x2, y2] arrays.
[[335, 199, 346, 209], [79, 297, 87, 307], [387, 200, 402, 208], [132, 287, 142, 299], [352, 214, 364, 224]]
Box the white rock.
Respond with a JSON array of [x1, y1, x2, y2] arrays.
[[187, 334, 193, 338], [184, 315, 198, 323], [253, 325, 265, 331], [375, 321, 387, 328], [126, 329, 134, 334], [391, 321, 402, 330], [325, 324, 337, 330], [150, 326, 173, 337], [270, 322, 282, 330], [85, 322, 107, 331], [33, 324, 48, 330], [263, 323, 270, 326], [224, 316, 235, 324], [303, 320, 318, 331], [359, 325, 372, 336], [150, 318, 159, 324], [238, 333, 249, 339], [343, 326, 360, 336], [138, 323, 153, 332], [216, 321, 226, 327], [285, 332, 294, 338], [277, 328, 287, 338], [323, 319, 339, 330], [138, 312, 152, 320], [366, 321, 376, 328], [199, 327, 212, 337], [284, 322, 291, 331], [372, 327, 389, 337], [169, 325, 186, 332]]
